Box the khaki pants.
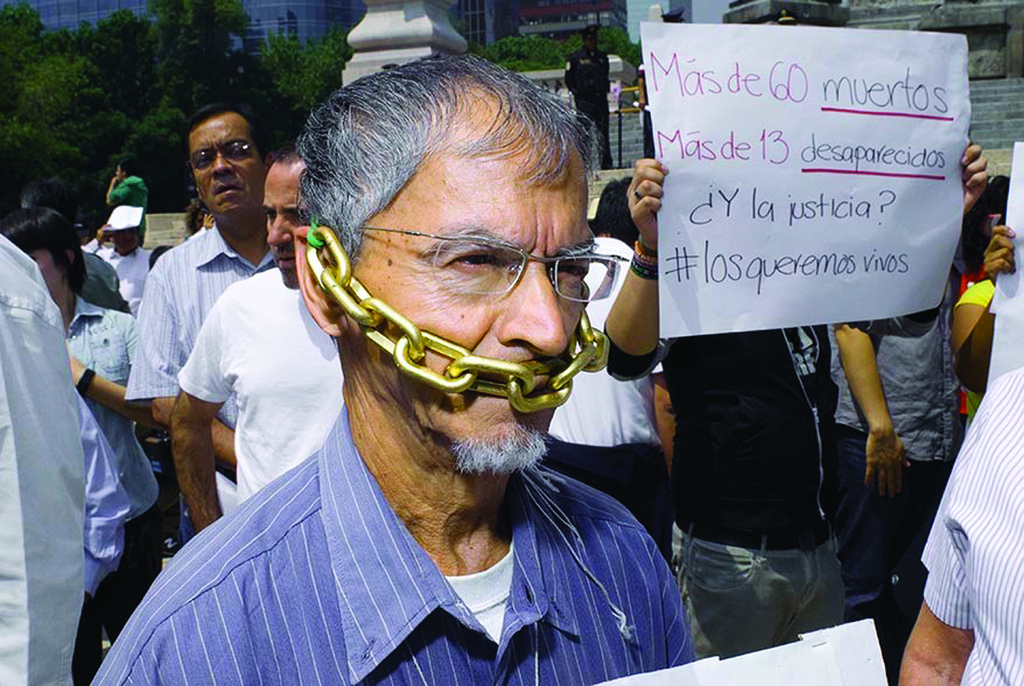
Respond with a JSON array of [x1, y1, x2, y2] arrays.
[[674, 527, 845, 659]]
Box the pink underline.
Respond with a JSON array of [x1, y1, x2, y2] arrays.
[[820, 107, 954, 122], [802, 168, 946, 181]]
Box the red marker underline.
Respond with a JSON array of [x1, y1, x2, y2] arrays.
[[820, 107, 954, 121], [802, 168, 946, 181]]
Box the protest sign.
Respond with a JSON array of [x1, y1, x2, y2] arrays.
[[987, 142, 1023, 383], [597, 619, 886, 685], [640, 23, 969, 337]]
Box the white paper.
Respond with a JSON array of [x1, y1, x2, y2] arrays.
[[597, 619, 886, 686], [987, 142, 1024, 382], [641, 23, 970, 337]]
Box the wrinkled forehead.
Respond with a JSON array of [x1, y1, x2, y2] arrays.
[[188, 112, 253, 154], [440, 92, 586, 190]]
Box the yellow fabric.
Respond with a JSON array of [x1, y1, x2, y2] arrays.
[[955, 279, 995, 423], [956, 279, 995, 310]]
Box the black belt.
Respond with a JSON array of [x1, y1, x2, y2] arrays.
[[682, 519, 831, 552]]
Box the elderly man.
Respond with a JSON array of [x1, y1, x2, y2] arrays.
[[97, 55, 693, 684], [125, 103, 275, 534], [171, 147, 343, 531]]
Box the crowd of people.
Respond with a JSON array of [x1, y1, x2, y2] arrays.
[[1, 48, 1021, 686]]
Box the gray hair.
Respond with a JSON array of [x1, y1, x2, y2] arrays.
[[298, 54, 596, 257]]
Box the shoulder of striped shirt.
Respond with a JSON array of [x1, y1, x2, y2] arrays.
[[147, 230, 221, 281], [110, 459, 658, 679], [958, 367, 1024, 472], [531, 464, 652, 536], [111, 457, 324, 660]]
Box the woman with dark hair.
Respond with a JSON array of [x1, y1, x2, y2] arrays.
[[0, 207, 161, 683]]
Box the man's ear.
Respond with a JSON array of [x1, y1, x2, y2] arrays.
[[295, 225, 347, 338]]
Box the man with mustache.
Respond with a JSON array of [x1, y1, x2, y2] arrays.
[[171, 147, 343, 531], [125, 103, 275, 534], [97, 56, 694, 683]]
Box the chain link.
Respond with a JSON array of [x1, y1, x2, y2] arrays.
[[306, 224, 610, 412]]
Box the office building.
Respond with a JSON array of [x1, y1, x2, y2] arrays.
[[627, 0, 689, 41], [4, 0, 364, 51], [518, 0, 627, 39], [454, 0, 518, 44]]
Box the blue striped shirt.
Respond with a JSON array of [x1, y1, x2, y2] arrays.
[[124, 227, 273, 427], [96, 411, 694, 684], [922, 366, 1024, 685]]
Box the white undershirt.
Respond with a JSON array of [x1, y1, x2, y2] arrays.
[[445, 543, 515, 643]]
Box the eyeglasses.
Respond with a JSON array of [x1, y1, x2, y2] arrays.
[[361, 226, 625, 304], [189, 140, 254, 171]]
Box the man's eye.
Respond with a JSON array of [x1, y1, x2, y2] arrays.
[[226, 141, 251, 159], [453, 252, 505, 268], [558, 259, 590, 278], [192, 151, 214, 168]]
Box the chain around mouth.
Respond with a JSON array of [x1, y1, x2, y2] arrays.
[[306, 223, 610, 412]]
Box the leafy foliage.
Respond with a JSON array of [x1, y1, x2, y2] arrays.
[[0, 2, 351, 220], [0, 1, 638, 221], [482, 27, 640, 73]]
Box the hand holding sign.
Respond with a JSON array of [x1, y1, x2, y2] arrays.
[[629, 159, 669, 250], [641, 23, 971, 337]]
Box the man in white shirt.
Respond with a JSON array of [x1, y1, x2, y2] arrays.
[[171, 148, 344, 530], [0, 234, 84, 685], [97, 205, 151, 317]]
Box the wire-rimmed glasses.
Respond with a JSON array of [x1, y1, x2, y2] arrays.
[[361, 226, 625, 304]]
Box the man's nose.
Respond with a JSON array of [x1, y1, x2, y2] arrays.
[[267, 218, 294, 249], [210, 150, 235, 175], [496, 262, 573, 358]]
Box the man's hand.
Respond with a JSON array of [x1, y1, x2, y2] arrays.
[[961, 143, 988, 215], [983, 223, 1016, 282], [628, 159, 667, 251], [865, 424, 907, 497]]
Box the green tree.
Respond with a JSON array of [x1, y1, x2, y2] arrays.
[[484, 35, 566, 71], [84, 11, 159, 120], [0, 0, 355, 219], [0, 5, 44, 115], [262, 26, 350, 113], [150, 0, 249, 113], [482, 28, 640, 73]]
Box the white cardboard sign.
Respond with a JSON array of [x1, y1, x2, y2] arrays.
[[597, 619, 886, 686], [987, 142, 1024, 382], [641, 23, 970, 337]]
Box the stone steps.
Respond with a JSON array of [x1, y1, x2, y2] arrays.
[[966, 78, 1024, 150]]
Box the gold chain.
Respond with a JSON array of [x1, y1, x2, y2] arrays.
[[306, 224, 609, 412]]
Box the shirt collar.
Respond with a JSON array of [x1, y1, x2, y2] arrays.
[[69, 296, 106, 331], [195, 222, 273, 271], [319, 411, 579, 683]]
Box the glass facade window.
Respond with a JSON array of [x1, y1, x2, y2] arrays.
[[3, 0, 364, 50]]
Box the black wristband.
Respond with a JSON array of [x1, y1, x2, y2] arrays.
[[76, 368, 95, 397]]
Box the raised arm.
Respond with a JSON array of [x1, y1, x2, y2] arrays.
[[605, 159, 666, 358]]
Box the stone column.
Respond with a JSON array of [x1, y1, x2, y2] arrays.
[[343, 0, 467, 85]]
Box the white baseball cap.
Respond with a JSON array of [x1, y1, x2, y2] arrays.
[[105, 205, 144, 231]]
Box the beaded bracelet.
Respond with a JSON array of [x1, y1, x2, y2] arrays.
[[630, 255, 659, 280], [632, 250, 658, 270]]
